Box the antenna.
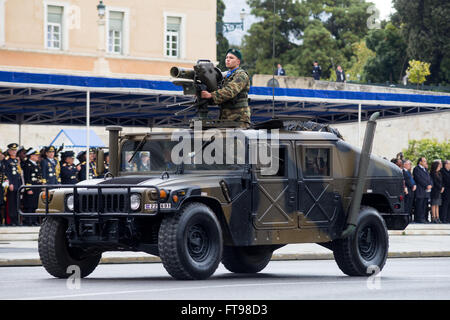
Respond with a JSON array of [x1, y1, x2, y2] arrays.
[[271, 0, 276, 118]]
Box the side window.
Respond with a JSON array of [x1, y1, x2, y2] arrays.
[[257, 144, 287, 177], [304, 148, 330, 177]]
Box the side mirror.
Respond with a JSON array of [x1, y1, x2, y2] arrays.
[[96, 149, 105, 176]]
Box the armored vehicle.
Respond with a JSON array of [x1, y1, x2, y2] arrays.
[[19, 114, 408, 280]]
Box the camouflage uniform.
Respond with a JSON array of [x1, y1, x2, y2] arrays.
[[211, 67, 251, 128]]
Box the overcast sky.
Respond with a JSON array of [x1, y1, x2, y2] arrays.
[[223, 0, 395, 45]]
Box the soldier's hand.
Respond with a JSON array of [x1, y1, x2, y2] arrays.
[[413, 185, 417, 191], [27, 190, 33, 195], [9, 184, 14, 192], [201, 91, 212, 99]]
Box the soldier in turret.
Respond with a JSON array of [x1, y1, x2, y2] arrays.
[[200, 48, 251, 128]]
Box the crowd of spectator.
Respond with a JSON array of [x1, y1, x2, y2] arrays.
[[274, 61, 346, 83], [392, 153, 450, 224], [0, 143, 109, 226]]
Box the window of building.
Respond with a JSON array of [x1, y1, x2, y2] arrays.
[[47, 5, 63, 49], [165, 16, 181, 58], [304, 148, 331, 177], [108, 11, 124, 54]]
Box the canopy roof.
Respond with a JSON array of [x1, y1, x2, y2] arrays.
[[0, 70, 448, 127], [50, 128, 105, 148]]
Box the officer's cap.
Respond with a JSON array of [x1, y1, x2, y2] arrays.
[[104, 152, 109, 157], [62, 151, 75, 160], [77, 150, 86, 161], [89, 147, 96, 153], [26, 148, 40, 156], [226, 48, 242, 61], [46, 146, 56, 153], [7, 143, 19, 150], [17, 146, 26, 153]]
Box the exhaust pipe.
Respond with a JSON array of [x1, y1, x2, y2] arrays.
[[106, 126, 122, 177], [341, 112, 380, 238]]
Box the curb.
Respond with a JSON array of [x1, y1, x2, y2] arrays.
[[2, 251, 450, 267]]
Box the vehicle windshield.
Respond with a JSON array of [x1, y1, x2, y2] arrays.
[[120, 138, 245, 173]]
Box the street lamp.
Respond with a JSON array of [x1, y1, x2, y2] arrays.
[[239, 8, 247, 21], [94, 0, 109, 74], [216, 8, 248, 35], [97, 0, 106, 18]]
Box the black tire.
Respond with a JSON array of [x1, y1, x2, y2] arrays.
[[158, 202, 223, 280], [38, 217, 102, 279], [332, 207, 389, 276], [222, 245, 273, 274]]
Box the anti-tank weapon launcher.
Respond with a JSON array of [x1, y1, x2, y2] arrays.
[[169, 60, 224, 120]]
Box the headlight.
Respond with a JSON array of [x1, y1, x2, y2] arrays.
[[130, 194, 141, 211], [66, 194, 74, 211]]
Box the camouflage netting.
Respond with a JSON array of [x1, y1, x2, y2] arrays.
[[252, 119, 344, 140], [282, 120, 344, 140]]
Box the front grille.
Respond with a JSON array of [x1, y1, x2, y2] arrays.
[[79, 193, 127, 213]]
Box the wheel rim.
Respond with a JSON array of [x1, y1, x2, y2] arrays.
[[358, 226, 378, 261], [187, 224, 210, 262]]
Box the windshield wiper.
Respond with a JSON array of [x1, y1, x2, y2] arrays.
[[129, 134, 149, 163], [176, 136, 216, 174]]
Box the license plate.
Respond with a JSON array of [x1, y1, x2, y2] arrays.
[[145, 203, 172, 210]]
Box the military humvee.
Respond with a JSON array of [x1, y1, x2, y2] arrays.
[[19, 115, 408, 280]]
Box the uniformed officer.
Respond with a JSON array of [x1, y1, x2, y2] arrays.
[[104, 152, 110, 176], [3, 143, 23, 225], [0, 149, 7, 225], [41, 146, 60, 185], [60, 151, 79, 184], [124, 151, 138, 172], [312, 60, 322, 80], [139, 152, 151, 171], [78, 148, 98, 181], [200, 48, 251, 128], [22, 149, 42, 225]]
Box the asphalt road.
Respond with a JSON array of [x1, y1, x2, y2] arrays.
[[0, 258, 449, 300]]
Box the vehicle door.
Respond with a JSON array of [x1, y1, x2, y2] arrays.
[[296, 143, 340, 228], [252, 141, 297, 229]]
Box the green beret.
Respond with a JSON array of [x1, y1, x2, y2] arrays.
[[226, 48, 242, 61]]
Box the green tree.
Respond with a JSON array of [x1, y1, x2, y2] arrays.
[[403, 139, 450, 165], [241, 0, 309, 77], [241, 0, 372, 79], [286, 20, 342, 79], [305, 0, 373, 63], [363, 22, 408, 83], [216, 0, 230, 70], [406, 60, 431, 88], [393, 0, 450, 84], [346, 40, 376, 82]]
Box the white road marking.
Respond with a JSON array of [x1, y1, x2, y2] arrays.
[[12, 276, 450, 300]]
